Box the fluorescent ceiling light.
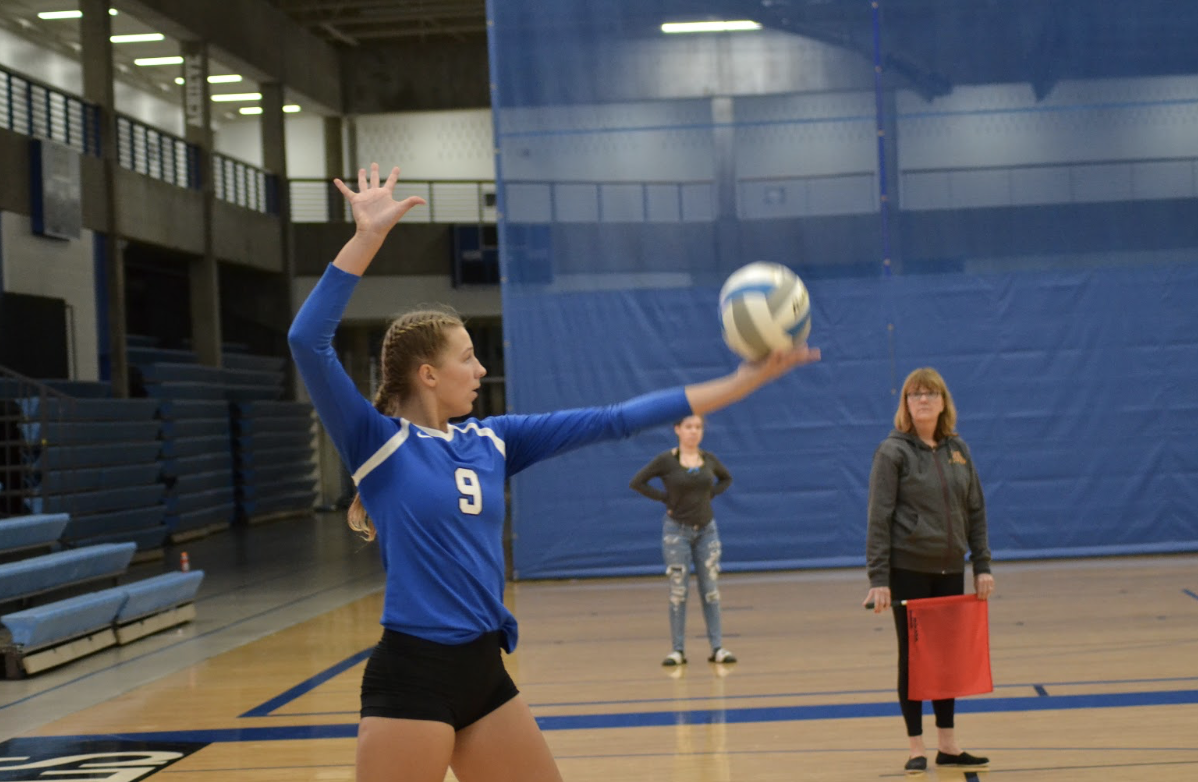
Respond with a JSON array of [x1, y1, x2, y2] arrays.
[[211, 92, 262, 102], [111, 33, 165, 43], [661, 20, 761, 34], [283, 105, 301, 113], [239, 107, 263, 115], [36, 9, 115, 18], [176, 75, 245, 84], [134, 56, 183, 66]]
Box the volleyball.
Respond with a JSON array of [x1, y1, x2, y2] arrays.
[[718, 262, 812, 361]]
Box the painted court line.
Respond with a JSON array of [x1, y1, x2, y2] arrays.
[[27, 688, 1198, 745]]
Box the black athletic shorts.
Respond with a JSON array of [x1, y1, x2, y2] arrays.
[[360, 628, 519, 730]]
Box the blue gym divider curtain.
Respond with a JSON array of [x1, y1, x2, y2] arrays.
[[488, 0, 1198, 578]]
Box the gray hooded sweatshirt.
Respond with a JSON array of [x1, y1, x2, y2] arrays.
[[866, 429, 992, 588]]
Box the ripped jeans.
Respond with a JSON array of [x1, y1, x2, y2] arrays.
[[662, 517, 723, 653]]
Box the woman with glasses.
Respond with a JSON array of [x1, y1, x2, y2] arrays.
[[862, 367, 994, 773]]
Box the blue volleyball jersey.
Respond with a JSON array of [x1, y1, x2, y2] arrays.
[[289, 264, 692, 651]]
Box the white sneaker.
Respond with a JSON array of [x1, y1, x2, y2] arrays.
[[709, 647, 737, 663], [661, 650, 687, 666]]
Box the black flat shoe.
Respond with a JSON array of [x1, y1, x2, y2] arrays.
[[936, 751, 989, 766], [904, 756, 927, 772]]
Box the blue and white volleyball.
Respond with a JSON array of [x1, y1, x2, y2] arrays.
[[718, 262, 811, 361]]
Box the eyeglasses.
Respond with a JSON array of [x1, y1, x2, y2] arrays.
[[906, 390, 942, 400]]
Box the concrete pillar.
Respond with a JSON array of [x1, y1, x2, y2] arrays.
[[80, 0, 127, 396], [181, 40, 221, 368], [323, 116, 346, 222]]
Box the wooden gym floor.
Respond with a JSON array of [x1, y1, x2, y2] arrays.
[[1, 512, 1196, 780]]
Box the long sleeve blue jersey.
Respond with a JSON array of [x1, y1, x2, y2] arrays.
[[289, 264, 692, 651]]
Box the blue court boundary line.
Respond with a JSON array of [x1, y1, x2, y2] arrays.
[[240, 648, 373, 717], [0, 573, 382, 714], [1184, 588, 1198, 601], [32, 688, 1198, 745], [245, 670, 1198, 719], [122, 749, 1198, 775]]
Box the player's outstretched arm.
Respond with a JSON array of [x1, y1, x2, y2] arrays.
[[685, 345, 820, 416], [331, 162, 426, 277]]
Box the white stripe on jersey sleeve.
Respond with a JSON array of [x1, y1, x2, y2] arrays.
[[453, 421, 506, 457], [352, 419, 410, 485]]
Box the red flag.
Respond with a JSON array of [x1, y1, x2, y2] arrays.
[[906, 594, 993, 701]]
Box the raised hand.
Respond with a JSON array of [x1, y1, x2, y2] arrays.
[[333, 163, 427, 237]]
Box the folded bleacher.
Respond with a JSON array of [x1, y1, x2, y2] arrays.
[[220, 344, 317, 522], [0, 513, 69, 561], [10, 388, 167, 553], [0, 568, 204, 677], [231, 400, 318, 522], [129, 339, 236, 543]]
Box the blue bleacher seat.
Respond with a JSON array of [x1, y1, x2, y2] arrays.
[[25, 484, 165, 516], [160, 417, 232, 439], [17, 397, 159, 421], [18, 420, 161, 444], [0, 570, 204, 672], [1, 588, 127, 649], [63, 506, 167, 543], [144, 382, 227, 401], [0, 543, 136, 605], [162, 452, 234, 479], [160, 435, 232, 460], [140, 362, 227, 384], [38, 463, 162, 494], [34, 441, 161, 471], [167, 502, 235, 534], [0, 514, 69, 556], [118, 571, 204, 622], [71, 525, 169, 552], [158, 399, 228, 420]]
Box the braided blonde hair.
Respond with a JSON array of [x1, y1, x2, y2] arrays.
[[348, 308, 464, 541]]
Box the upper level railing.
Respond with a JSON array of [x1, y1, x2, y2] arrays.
[[289, 178, 497, 223], [0, 68, 100, 157], [214, 153, 278, 214], [116, 115, 200, 189], [3, 63, 277, 215]]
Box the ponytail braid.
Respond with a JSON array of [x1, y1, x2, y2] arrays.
[[346, 307, 463, 541]]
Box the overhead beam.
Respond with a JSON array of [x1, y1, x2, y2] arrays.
[[279, 0, 482, 13], [345, 24, 487, 40], [117, 0, 343, 112]]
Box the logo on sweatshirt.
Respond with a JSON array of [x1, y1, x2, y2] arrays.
[[950, 450, 968, 465]]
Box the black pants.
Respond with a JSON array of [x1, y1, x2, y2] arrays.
[[890, 568, 965, 737]]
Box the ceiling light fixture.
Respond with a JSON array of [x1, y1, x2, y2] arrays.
[[44, 8, 119, 17], [176, 75, 245, 84], [283, 105, 301, 113], [239, 107, 263, 115], [134, 56, 183, 66], [211, 92, 262, 102], [111, 33, 165, 43], [661, 20, 762, 34]]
